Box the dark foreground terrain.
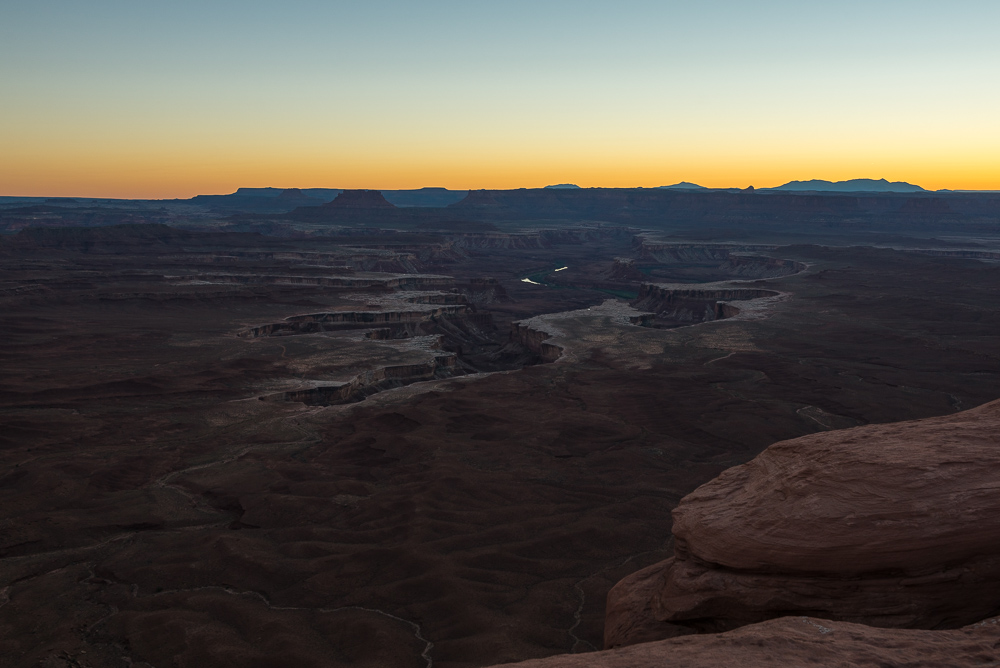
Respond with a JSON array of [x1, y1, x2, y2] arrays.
[[2, 190, 1000, 667]]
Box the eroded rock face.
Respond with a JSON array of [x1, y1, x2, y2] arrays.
[[606, 399, 1000, 647], [496, 616, 1000, 668]]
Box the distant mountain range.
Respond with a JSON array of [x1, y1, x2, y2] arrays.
[[768, 178, 926, 193], [544, 184, 581, 189], [658, 182, 706, 190]]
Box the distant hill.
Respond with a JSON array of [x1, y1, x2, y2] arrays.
[[770, 179, 926, 193], [544, 184, 581, 189], [322, 190, 395, 209], [189, 187, 466, 211], [658, 182, 706, 190]]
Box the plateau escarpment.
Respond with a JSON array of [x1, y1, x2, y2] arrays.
[[605, 399, 1000, 648], [630, 283, 781, 326]]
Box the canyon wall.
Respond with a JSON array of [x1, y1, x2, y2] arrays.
[[492, 616, 1000, 668], [509, 322, 564, 362], [630, 284, 778, 324]]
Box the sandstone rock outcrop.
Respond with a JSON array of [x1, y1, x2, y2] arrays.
[[494, 616, 1000, 668], [605, 399, 1000, 647]]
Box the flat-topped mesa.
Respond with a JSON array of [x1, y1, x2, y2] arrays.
[[630, 284, 779, 325], [449, 189, 503, 208], [277, 188, 310, 201], [322, 189, 396, 208], [605, 398, 1000, 649]]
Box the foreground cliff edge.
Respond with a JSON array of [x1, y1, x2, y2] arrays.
[[494, 616, 1000, 667], [493, 399, 1000, 666]]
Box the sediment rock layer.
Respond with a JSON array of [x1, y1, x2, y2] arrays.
[[630, 284, 778, 324], [605, 399, 1000, 647], [510, 321, 563, 362], [493, 616, 1000, 668]]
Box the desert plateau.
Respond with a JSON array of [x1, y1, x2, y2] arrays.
[[4, 3, 1000, 664], [2, 186, 1000, 666]]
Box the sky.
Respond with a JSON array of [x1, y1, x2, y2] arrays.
[[2, 1, 999, 198]]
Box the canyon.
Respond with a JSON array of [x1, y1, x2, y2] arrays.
[[505, 399, 1000, 666], [2, 191, 1000, 667]]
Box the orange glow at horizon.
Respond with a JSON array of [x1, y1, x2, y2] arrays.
[[3, 3, 999, 199], [4, 98, 999, 198], [2, 165, 998, 201], [3, 137, 999, 199]]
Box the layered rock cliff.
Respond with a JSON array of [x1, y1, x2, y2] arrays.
[[630, 284, 779, 325], [493, 616, 1000, 668], [605, 399, 1000, 648], [510, 321, 564, 363]]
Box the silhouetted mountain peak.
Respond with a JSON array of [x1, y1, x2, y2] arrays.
[[772, 178, 926, 193], [658, 182, 706, 190]]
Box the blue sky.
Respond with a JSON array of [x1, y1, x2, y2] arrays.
[[2, 1, 998, 196]]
